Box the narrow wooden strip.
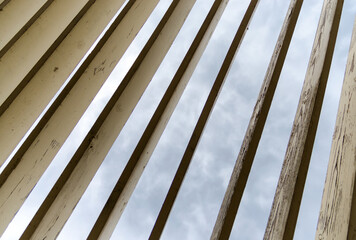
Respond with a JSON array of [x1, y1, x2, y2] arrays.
[[0, 0, 125, 165], [20, 1, 194, 239], [0, 0, 156, 235], [264, 0, 344, 239], [315, 17, 356, 240], [0, 0, 95, 115], [211, 0, 304, 239], [0, 0, 54, 58], [148, 1, 258, 239]]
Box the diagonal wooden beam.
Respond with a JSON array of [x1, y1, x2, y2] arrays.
[[315, 17, 356, 240]]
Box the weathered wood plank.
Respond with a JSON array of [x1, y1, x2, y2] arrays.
[[210, 0, 304, 239], [316, 17, 356, 240], [264, 0, 344, 239]]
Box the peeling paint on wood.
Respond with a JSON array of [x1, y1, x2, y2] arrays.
[[316, 17, 356, 240]]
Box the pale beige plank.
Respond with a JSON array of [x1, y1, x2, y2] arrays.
[[315, 17, 356, 240]]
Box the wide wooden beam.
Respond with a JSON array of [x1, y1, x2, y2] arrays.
[[211, 0, 304, 239], [315, 17, 356, 240], [0, 0, 158, 235], [264, 0, 344, 239], [20, 1, 195, 239]]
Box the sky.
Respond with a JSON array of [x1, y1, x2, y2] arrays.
[[2, 0, 356, 239]]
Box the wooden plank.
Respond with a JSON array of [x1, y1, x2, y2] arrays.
[[210, 0, 304, 239], [0, 0, 53, 58], [147, 1, 258, 239], [315, 17, 356, 240], [0, 0, 95, 116], [0, 0, 125, 166], [264, 0, 344, 239], [20, 1, 194, 239], [0, 0, 157, 236]]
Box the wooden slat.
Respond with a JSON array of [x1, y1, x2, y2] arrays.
[[264, 0, 344, 239], [0, 0, 157, 236], [0, 0, 95, 116], [20, 1, 195, 239], [315, 17, 356, 240], [0, 0, 125, 165], [0, 0, 53, 58], [210, 0, 304, 239]]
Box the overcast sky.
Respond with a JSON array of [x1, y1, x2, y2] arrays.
[[2, 0, 356, 239]]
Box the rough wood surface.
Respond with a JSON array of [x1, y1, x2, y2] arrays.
[[264, 0, 344, 239], [316, 17, 356, 240], [211, 0, 304, 239]]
